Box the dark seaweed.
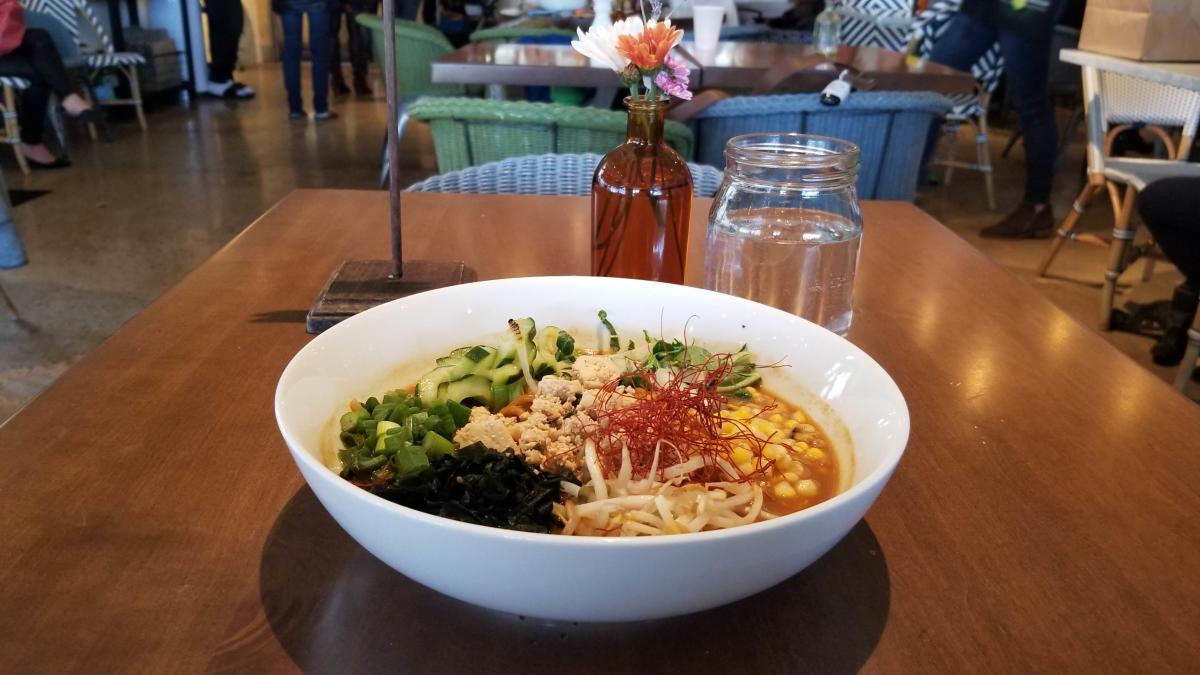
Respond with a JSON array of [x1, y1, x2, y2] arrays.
[[368, 442, 578, 533]]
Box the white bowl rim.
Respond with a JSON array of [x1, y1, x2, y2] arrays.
[[275, 275, 910, 548]]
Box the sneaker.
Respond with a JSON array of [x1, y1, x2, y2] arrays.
[[980, 202, 1055, 239], [332, 79, 351, 96], [354, 78, 373, 97], [289, 110, 307, 121], [314, 110, 339, 122], [204, 79, 256, 99]]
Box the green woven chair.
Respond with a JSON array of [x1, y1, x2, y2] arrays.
[[357, 15, 467, 186], [356, 15, 463, 98], [468, 26, 575, 44], [407, 97, 696, 172]]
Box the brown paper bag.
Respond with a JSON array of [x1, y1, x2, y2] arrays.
[[1079, 0, 1200, 62]]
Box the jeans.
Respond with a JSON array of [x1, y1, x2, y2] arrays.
[[0, 29, 78, 144], [206, 0, 244, 83], [928, 12, 1058, 204], [1140, 177, 1200, 291], [280, 2, 331, 114]]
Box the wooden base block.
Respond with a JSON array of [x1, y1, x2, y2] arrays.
[[306, 259, 472, 333]]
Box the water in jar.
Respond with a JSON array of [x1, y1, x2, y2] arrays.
[[706, 206, 860, 335]]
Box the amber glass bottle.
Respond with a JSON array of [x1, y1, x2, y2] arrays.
[[591, 98, 693, 283]]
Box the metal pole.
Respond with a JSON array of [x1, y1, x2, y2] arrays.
[[382, 0, 404, 278]]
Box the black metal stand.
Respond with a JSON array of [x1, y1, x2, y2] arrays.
[[306, 1, 468, 334]]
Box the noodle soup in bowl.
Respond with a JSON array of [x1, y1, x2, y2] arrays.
[[275, 276, 909, 622]]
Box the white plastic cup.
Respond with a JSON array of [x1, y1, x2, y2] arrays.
[[693, 5, 725, 53]]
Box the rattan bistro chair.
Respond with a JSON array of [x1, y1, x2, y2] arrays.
[[689, 91, 951, 200], [407, 98, 696, 173], [407, 152, 723, 196], [1037, 63, 1200, 330], [25, 0, 147, 130]]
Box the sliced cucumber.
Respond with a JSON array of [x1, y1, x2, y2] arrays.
[[444, 375, 494, 408], [491, 363, 522, 385], [416, 365, 455, 405]]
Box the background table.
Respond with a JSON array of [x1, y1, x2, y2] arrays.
[[1, 191, 1198, 672], [433, 42, 977, 95], [1061, 48, 1200, 92]]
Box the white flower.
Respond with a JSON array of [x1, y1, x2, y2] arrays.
[[572, 16, 645, 73]]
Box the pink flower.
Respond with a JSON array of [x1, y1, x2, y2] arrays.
[[654, 52, 692, 101]]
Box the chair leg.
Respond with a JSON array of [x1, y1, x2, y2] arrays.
[[125, 66, 148, 131], [975, 114, 995, 211], [1001, 127, 1022, 159], [1037, 181, 1100, 277], [942, 121, 960, 185], [1099, 182, 1139, 330], [1175, 318, 1200, 391], [0, 281, 18, 320], [4, 86, 28, 175]]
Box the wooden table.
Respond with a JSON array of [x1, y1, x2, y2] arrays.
[[2, 190, 1198, 672], [433, 42, 978, 95]]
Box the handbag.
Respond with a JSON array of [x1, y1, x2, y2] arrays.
[[0, 0, 25, 56]]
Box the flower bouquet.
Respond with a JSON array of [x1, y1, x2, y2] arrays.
[[573, 3, 695, 283]]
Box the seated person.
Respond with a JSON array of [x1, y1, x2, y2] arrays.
[[0, 4, 103, 168], [1137, 177, 1200, 369]]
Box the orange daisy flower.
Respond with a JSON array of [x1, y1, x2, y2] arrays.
[[615, 21, 683, 70]]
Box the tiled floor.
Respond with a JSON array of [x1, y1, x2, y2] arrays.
[[0, 64, 1194, 422]]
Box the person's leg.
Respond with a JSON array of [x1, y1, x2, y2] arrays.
[[995, 28, 1056, 206], [307, 5, 332, 115], [281, 10, 305, 115], [206, 0, 240, 83], [329, 4, 349, 92], [348, 0, 376, 94], [1138, 177, 1200, 365]]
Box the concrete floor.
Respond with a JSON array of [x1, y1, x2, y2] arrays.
[[0, 64, 1194, 421]]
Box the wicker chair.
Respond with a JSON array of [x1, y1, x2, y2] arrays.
[[689, 91, 951, 200], [358, 15, 466, 185], [468, 26, 574, 44], [912, 0, 1005, 210], [1036, 62, 1200, 330], [407, 97, 696, 173], [407, 153, 724, 197], [25, 0, 147, 131]]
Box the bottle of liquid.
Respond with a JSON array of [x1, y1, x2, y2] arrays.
[[813, 0, 841, 57]]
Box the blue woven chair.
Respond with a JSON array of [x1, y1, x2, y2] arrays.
[[689, 91, 952, 200], [407, 153, 725, 197]]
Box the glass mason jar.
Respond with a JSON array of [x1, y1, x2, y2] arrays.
[[704, 133, 862, 335], [592, 98, 693, 283]]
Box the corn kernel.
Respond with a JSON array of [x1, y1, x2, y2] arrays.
[[783, 471, 799, 481], [790, 411, 807, 423], [729, 408, 753, 421], [784, 419, 800, 430], [762, 445, 784, 460], [731, 446, 753, 465], [806, 447, 826, 461], [738, 461, 755, 475], [768, 413, 784, 424], [795, 479, 819, 497], [720, 422, 737, 435], [795, 441, 810, 450], [775, 455, 792, 470], [798, 423, 817, 433], [772, 482, 796, 498]]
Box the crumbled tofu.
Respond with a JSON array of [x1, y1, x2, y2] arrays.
[[572, 355, 623, 389], [454, 410, 517, 451], [537, 375, 582, 402]]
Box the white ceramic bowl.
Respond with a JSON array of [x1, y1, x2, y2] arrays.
[[276, 276, 908, 622]]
